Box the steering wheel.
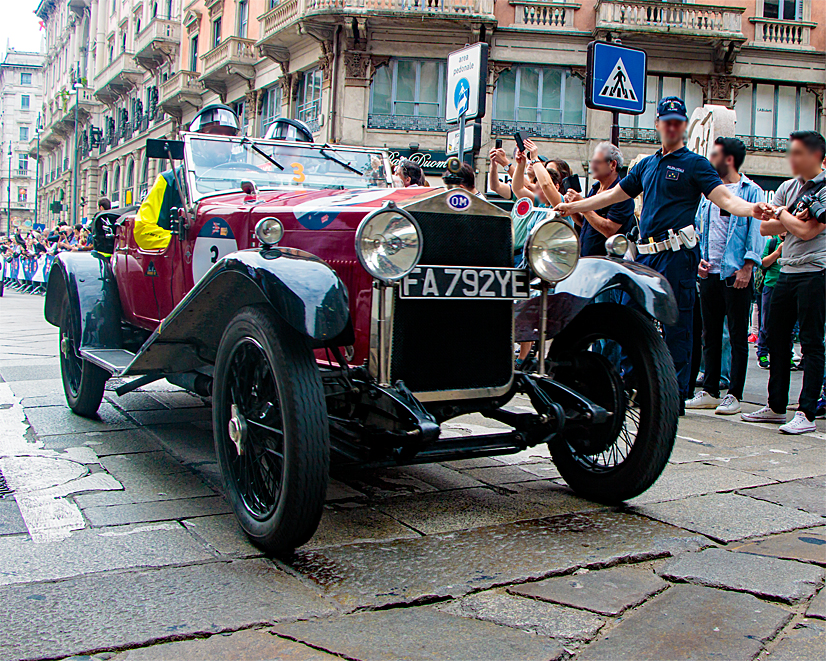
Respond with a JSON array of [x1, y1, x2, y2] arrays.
[[200, 162, 267, 178]]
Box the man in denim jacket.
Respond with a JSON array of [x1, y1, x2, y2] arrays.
[[686, 137, 765, 415]]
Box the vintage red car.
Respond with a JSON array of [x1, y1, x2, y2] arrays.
[[45, 132, 679, 553]]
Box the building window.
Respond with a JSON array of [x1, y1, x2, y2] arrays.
[[21, 94, 30, 109], [735, 83, 820, 151], [261, 85, 282, 136], [18, 188, 27, 203], [121, 31, 127, 53], [212, 17, 222, 49], [619, 75, 704, 143], [101, 169, 109, 196], [296, 68, 322, 129], [763, 0, 803, 20], [125, 159, 135, 204], [189, 35, 199, 72], [18, 154, 28, 173], [238, 1, 249, 39], [269, 0, 278, 8], [19, 127, 29, 141], [369, 59, 446, 131], [21, 72, 32, 85], [108, 39, 114, 63], [232, 99, 248, 136], [492, 65, 585, 139], [112, 163, 121, 204]]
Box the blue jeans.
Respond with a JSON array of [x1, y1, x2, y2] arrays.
[[757, 285, 774, 358]]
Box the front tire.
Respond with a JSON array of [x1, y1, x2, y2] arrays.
[[548, 303, 678, 503], [59, 309, 107, 417], [213, 305, 329, 555]]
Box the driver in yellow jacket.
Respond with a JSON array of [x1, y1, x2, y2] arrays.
[[134, 103, 240, 250]]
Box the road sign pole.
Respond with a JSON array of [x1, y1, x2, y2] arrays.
[[611, 110, 620, 146], [457, 111, 466, 165]]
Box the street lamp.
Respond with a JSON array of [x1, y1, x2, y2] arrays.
[[34, 113, 41, 228], [73, 75, 82, 226], [6, 142, 10, 237]]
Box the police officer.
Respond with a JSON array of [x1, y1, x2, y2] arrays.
[[556, 97, 774, 412], [134, 103, 240, 251]]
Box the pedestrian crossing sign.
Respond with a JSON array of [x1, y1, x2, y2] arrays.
[[586, 41, 647, 115]]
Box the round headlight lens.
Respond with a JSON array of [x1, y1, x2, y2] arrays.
[[527, 219, 580, 283], [605, 234, 629, 257], [255, 217, 283, 246], [355, 206, 422, 282]]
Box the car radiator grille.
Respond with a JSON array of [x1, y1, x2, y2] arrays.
[[389, 211, 515, 396]]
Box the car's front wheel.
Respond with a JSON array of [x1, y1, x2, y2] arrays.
[[59, 309, 107, 417], [548, 302, 678, 503], [213, 305, 329, 555]]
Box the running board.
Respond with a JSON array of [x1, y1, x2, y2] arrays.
[[79, 348, 136, 376]]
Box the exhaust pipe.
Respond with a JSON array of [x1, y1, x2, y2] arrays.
[[166, 371, 213, 397]]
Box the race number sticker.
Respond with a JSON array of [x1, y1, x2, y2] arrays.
[[192, 217, 237, 284]]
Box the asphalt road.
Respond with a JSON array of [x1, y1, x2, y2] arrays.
[[0, 290, 824, 661]]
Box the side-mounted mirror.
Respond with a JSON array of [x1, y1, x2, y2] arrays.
[[146, 138, 184, 160]]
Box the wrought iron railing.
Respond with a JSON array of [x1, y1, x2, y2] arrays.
[[619, 127, 659, 143], [737, 135, 789, 153], [491, 119, 586, 140], [368, 113, 447, 132]]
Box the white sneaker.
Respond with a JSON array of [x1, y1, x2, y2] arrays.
[[779, 411, 816, 435], [685, 391, 721, 409], [715, 394, 741, 415], [741, 405, 786, 423]]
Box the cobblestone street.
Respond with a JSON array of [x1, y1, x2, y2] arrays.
[[1, 291, 824, 661]]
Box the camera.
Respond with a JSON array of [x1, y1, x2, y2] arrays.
[[793, 192, 826, 224]]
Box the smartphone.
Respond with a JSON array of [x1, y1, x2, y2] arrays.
[[563, 175, 582, 194], [513, 132, 525, 153], [495, 138, 503, 149]]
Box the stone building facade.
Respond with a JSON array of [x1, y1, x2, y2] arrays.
[[0, 49, 44, 234], [33, 1, 826, 226]]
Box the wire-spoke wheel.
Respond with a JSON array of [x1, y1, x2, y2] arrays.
[[58, 308, 107, 417], [548, 303, 678, 503], [213, 305, 329, 554]]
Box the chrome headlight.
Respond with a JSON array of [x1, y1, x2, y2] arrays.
[[605, 234, 629, 257], [527, 218, 580, 283], [255, 217, 283, 246], [355, 203, 422, 283]]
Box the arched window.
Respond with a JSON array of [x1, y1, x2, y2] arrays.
[[139, 156, 149, 201], [113, 163, 121, 204], [125, 159, 135, 204], [100, 168, 108, 196]]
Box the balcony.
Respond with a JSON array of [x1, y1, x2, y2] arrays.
[[491, 119, 586, 140], [737, 135, 789, 153], [510, 1, 580, 31], [367, 114, 447, 132], [199, 37, 257, 100], [68, 0, 90, 15], [159, 70, 204, 120], [749, 17, 816, 50], [135, 18, 182, 71], [14, 169, 30, 178], [594, 1, 745, 44], [258, 0, 496, 55], [94, 52, 143, 104], [54, 87, 97, 129], [619, 126, 658, 143]]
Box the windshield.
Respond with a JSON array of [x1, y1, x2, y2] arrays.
[[184, 134, 391, 197]]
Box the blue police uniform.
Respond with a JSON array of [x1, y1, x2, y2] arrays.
[[619, 122, 724, 402]]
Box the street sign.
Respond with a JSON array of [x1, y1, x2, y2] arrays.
[[446, 43, 488, 124], [586, 41, 647, 115], [446, 123, 481, 156]]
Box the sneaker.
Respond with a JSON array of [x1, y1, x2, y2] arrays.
[[779, 411, 816, 434], [815, 398, 826, 419], [685, 391, 721, 409], [758, 356, 770, 370], [716, 394, 741, 415], [748, 333, 758, 343], [741, 405, 786, 423]]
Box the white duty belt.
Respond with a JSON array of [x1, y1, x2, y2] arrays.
[[637, 225, 697, 255]]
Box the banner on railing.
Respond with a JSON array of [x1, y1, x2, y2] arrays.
[[3, 255, 55, 283]]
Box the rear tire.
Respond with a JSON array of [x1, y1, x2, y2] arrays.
[[548, 303, 678, 503], [213, 305, 329, 555], [59, 309, 107, 417]]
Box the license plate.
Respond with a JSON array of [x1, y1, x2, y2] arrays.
[[399, 266, 531, 300]]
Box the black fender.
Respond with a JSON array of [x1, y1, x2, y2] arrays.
[[44, 251, 123, 352], [515, 256, 677, 341], [122, 246, 351, 375]]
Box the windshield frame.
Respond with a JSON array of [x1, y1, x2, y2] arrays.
[[181, 132, 394, 202]]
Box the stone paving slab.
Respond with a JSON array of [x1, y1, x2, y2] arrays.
[[627, 463, 775, 506], [437, 590, 605, 642], [0, 499, 27, 535], [128, 407, 213, 426], [509, 563, 668, 616], [20, 393, 74, 408], [0, 362, 61, 381], [75, 468, 217, 508], [659, 547, 825, 603], [324, 478, 365, 502], [729, 527, 826, 565], [37, 429, 163, 456], [83, 495, 232, 527], [291, 511, 707, 608], [0, 521, 214, 586], [709, 448, 826, 482], [182, 514, 263, 558], [0, 559, 335, 661], [766, 620, 826, 661], [105, 391, 170, 412], [5, 377, 63, 398], [393, 462, 488, 490], [23, 403, 138, 436], [635, 492, 824, 543], [99, 451, 190, 478], [307, 505, 420, 548], [808, 587, 826, 619], [738, 479, 826, 517], [678, 414, 814, 448], [274, 606, 565, 661], [576, 584, 793, 661], [110, 628, 341, 660], [462, 464, 551, 485], [332, 467, 439, 499]]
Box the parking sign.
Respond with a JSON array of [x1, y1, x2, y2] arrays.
[[446, 43, 488, 123], [586, 41, 647, 115]]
